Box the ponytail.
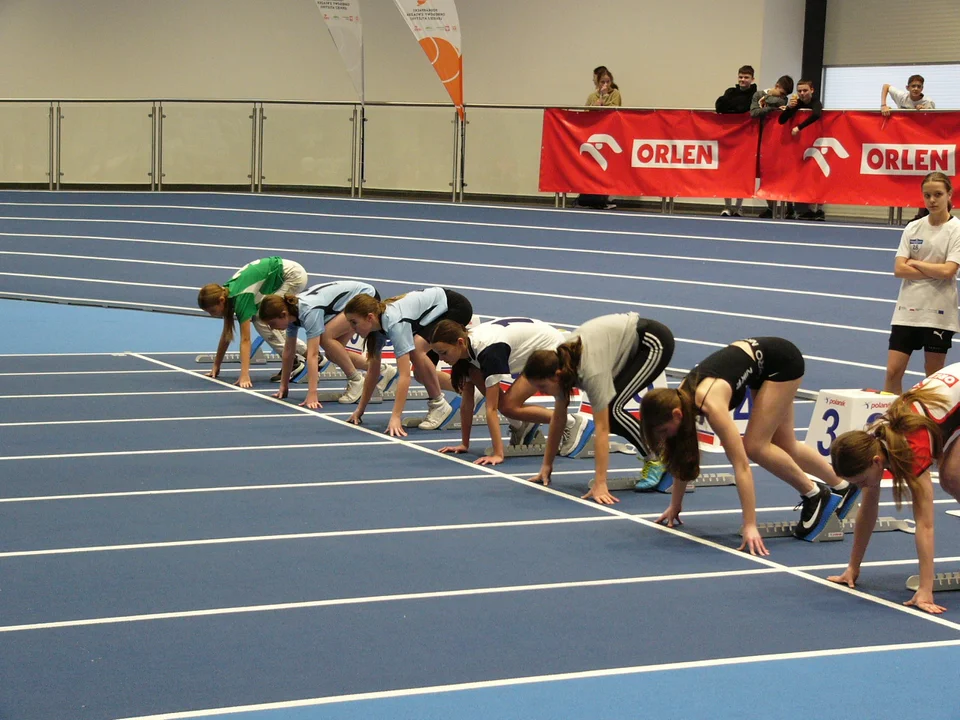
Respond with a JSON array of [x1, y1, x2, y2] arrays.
[[198, 283, 236, 344], [344, 293, 407, 357], [259, 294, 299, 324], [832, 386, 948, 508], [640, 384, 700, 482], [522, 338, 582, 398]]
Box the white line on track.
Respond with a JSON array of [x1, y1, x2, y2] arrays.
[[114, 638, 960, 720], [0, 200, 901, 249], [0, 440, 390, 462], [0, 389, 233, 399], [0, 270, 195, 291], [0, 369, 180, 376], [0, 413, 304, 428], [130, 352, 960, 634], [0, 516, 617, 560], [0, 566, 779, 634], [0, 474, 487, 503], [0, 245, 895, 304], [0, 291, 201, 314]]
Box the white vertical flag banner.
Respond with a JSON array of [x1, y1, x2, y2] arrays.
[[314, 0, 364, 102], [392, 0, 463, 117]]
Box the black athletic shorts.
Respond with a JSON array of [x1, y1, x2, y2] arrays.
[[889, 324, 954, 354], [420, 289, 474, 365]]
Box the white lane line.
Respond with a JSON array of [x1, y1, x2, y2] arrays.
[[0, 567, 779, 634], [0, 516, 617, 560], [0, 389, 233, 399], [0, 247, 895, 303], [0, 291, 202, 314], [0, 440, 390, 462], [132, 352, 960, 634], [0, 413, 304, 428], [0, 202, 900, 250], [0, 370, 180, 377], [0, 474, 487, 503], [113, 638, 960, 720], [795, 556, 960, 572]]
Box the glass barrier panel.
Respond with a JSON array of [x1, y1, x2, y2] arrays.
[[462, 107, 552, 197], [363, 106, 455, 193], [260, 103, 354, 189], [161, 102, 254, 185], [59, 102, 152, 185], [0, 102, 53, 183]]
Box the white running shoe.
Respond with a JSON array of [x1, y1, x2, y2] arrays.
[[377, 364, 398, 393], [271, 356, 305, 383], [558, 413, 595, 457], [508, 420, 540, 446], [419, 397, 453, 430], [338, 374, 365, 404]]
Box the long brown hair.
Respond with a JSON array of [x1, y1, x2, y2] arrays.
[[430, 319, 471, 393], [831, 386, 948, 508], [259, 294, 299, 323], [522, 339, 582, 398], [639, 385, 701, 482], [198, 283, 236, 344], [343, 293, 406, 356]]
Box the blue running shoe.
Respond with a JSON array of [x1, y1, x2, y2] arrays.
[[634, 459, 666, 491], [833, 483, 862, 520], [793, 484, 842, 541]]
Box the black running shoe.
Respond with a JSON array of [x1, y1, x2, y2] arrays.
[[833, 483, 862, 521], [793, 484, 842, 541]]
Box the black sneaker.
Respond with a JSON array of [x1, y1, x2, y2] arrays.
[[814, 209, 825, 221], [793, 484, 842, 541], [797, 211, 818, 220], [833, 483, 862, 521], [270, 356, 306, 383], [758, 208, 773, 219]]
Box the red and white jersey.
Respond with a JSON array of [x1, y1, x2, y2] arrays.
[[905, 363, 960, 475]]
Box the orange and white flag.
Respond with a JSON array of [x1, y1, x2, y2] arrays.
[[392, 0, 463, 117], [314, 0, 364, 101]]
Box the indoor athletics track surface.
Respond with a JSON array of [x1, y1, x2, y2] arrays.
[[0, 191, 957, 719]]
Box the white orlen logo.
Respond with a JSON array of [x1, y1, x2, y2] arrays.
[[579, 133, 623, 171], [860, 144, 956, 176], [803, 138, 850, 177]]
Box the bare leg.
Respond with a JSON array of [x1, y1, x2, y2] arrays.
[[499, 375, 554, 424], [770, 393, 844, 488], [923, 350, 948, 378], [936, 441, 960, 502], [742, 379, 818, 494], [411, 336, 442, 397], [884, 350, 911, 395]]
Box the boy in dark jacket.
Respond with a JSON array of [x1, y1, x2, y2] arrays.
[[716, 65, 757, 216]]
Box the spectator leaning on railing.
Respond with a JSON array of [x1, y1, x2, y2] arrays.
[[715, 64, 757, 217], [882, 75, 937, 222], [752, 75, 794, 219], [779, 79, 824, 221], [576, 68, 622, 211]]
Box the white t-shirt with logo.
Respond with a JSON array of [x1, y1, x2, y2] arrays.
[[887, 86, 936, 110], [466, 317, 565, 388], [891, 216, 960, 331]]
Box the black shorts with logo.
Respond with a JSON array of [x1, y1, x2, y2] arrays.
[[889, 324, 954, 354]]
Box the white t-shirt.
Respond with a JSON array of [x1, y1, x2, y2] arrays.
[[891, 216, 960, 331], [887, 86, 936, 110], [566, 313, 641, 411], [287, 281, 376, 340], [466, 317, 565, 387]]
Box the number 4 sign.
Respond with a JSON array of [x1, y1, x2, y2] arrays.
[[805, 389, 897, 458]]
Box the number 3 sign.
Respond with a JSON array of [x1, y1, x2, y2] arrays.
[[805, 389, 897, 458]]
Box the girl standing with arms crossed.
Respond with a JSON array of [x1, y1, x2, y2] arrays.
[[258, 280, 379, 409], [197, 256, 308, 387], [344, 287, 473, 436]]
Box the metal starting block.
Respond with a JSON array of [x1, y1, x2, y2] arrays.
[[494, 435, 635, 459], [307, 387, 428, 403], [750, 499, 916, 543], [906, 572, 960, 592], [401, 410, 507, 430], [604, 472, 734, 493]]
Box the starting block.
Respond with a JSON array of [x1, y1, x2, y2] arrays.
[[315, 387, 428, 403], [906, 510, 960, 592], [604, 471, 735, 492], [750, 497, 915, 543], [196, 336, 278, 365]]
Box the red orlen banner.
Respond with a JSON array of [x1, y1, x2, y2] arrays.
[[539, 109, 759, 198], [758, 110, 960, 205]]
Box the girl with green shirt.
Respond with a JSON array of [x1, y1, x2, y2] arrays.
[[197, 256, 308, 388]]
